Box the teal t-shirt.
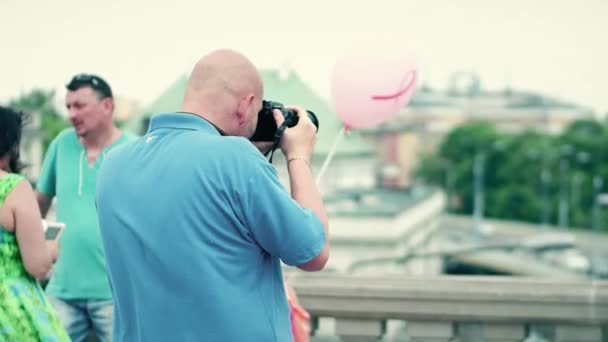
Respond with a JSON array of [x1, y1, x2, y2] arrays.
[[37, 128, 136, 300]]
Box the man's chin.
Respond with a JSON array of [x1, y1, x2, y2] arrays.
[[74, 127, 87, 137]]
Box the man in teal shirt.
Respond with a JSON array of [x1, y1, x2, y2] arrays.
[[36, 74, 136, 342]]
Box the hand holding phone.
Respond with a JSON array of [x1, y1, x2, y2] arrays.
[[46, 240, 59, 263]]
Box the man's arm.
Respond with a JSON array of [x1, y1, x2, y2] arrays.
[[282, 106, 329, 271], [286, 158, 329, 271], [36, 192, 53, 218], [36, 135, 60, 217], [11, 180, 55, 280], [278, 106, 329, 271], [241, 106, 329, 272], [241, 158, 327, 271]]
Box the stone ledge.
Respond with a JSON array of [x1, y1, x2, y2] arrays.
[[290, 274, 608, 325]]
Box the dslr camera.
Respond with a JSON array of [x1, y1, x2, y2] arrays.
[[250, 100, 319, 142]]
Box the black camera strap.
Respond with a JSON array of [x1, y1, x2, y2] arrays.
[[178, 112, 228, 136], [267, 121, 289, 163]]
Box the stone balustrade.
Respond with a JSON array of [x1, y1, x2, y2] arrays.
[[289, 274, 608, 341]]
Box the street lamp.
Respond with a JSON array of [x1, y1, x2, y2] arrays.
[[436, 158, 454, 211], [593, 176, 604, 206], [526, 149, 552, 228], [541, 157, 552, 228], [473, 152, 484, 231], [558, 144, 573, 228], [570, 151, 590, 227], [473, 140, 507, 232], [591, 192, 608, 278]]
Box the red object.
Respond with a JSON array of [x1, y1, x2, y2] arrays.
[[285, 281, 310, 342]]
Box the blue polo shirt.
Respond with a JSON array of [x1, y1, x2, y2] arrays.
[[95, 112, 325, 342]]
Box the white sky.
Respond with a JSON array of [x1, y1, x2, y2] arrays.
[[1, 0, 607, 114]]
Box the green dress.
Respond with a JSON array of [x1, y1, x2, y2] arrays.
[[0, 173, 70, 342]]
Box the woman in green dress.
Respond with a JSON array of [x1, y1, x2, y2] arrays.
[[0, 106, 70, 341]]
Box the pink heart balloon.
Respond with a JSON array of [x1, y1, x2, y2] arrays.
[[330, 46, 418, 129]]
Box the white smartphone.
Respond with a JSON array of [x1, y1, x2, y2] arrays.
[[42, 220, 65, 241]]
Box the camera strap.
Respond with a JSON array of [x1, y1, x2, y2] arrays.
[[267, 121, 290, 163]]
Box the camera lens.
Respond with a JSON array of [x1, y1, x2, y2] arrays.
[[249, 101, 319, 142], [284, 109, 319, 132]]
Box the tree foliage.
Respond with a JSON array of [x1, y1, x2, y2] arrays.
[[8, 89, 70, 154], [416, 118, 608, 231]]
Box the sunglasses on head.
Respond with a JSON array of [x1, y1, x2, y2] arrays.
[[67, 74, 113, 98]]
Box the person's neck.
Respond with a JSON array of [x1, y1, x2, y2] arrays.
[[80, 124, 120, 150], [180, 104, 232, 135]]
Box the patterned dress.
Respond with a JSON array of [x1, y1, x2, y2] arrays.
[[0, 173, 70, 342]]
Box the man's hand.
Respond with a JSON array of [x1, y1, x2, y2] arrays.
[[274, 106, 317, 160]]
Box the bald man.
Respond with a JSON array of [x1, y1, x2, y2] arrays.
[[95, 49, 329, 341]]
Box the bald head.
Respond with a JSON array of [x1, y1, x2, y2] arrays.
[[181, 49, 264, 137]]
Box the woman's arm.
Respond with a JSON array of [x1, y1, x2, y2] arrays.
[[9, 180, 55, 280]]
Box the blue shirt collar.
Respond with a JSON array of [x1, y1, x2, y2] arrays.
[[148, 112, 226, 136]]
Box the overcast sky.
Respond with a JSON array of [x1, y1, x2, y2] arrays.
[[2, 0, 607, 114]]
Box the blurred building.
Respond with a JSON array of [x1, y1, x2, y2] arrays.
[[20, 111, 43, 182], [391, 72, 593, 151], [113, 95, 142, 123], [361, 72, 595, 187]]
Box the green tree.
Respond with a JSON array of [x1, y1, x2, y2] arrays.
[[431, 121, 504, 214], [554, 119, 608, 228], [416, 117, 608, 232], [488, 130, 551, 223], [8, 89, 69, 154]]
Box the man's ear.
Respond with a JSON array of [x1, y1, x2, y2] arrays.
[[102, 97, 114, 116], [236, 94, 255, 126]]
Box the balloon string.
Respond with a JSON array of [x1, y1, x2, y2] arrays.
[[315, 126, 347, 185]]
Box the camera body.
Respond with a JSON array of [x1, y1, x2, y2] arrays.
[[250, 100, 319, 142]]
